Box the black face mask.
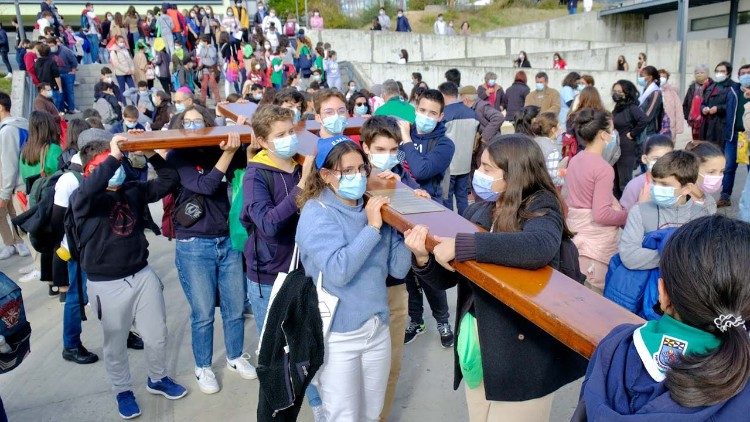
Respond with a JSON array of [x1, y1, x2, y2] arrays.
[[612, 93, 625, 103]]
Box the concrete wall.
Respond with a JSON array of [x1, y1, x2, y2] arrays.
[[417, 39, 732, 74], [644, 0, 750, 66], [485, 12, 646, 43], [352, 62, 691, 110]]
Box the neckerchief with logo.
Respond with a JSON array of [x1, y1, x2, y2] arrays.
[[633, 314, 721, 382]]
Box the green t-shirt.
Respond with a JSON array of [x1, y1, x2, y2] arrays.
[[373, 97, 416, 124], [20, 143, 63, 181], [270, 57, 284, 85]]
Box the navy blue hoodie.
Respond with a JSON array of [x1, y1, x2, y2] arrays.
[[400, 121, 455, 201], [579, 323, 750, 421]]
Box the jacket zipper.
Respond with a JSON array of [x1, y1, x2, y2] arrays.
[[271, 322, 295, 417]]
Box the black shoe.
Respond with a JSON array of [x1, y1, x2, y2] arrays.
[[127, 331, 144, 350], [437, 322, 454, 348], [62, 345, 99, 364], [404, 321, 426, 344]]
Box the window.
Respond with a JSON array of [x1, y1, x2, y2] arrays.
[[691, 10, 750, 31]]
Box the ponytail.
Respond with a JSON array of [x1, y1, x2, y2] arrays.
[[666, 326, 750, 407]]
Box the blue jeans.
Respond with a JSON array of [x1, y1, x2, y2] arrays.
[[86, 34, 100, 64], [60, 72, 76, 112], [52, 90, 63, 111], [175, 236, 245, 367], [246, 278, 273, 337], [63, 260, 88, 349], [721, 131, 748, 200], [444, 173, 470, 216], [116, 74, 135, 94]]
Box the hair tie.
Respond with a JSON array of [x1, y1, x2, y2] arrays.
[[713, 314, 746, 332]]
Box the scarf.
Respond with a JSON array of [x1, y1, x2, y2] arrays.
[[633, 314, 721, 382], [638, 81, 661, 106]]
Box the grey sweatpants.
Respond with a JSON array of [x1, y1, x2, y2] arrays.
[[89, 266, 168, 393]]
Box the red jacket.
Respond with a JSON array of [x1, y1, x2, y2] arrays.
[[166, 9, 182, 33], [23, 52, 39, 85]]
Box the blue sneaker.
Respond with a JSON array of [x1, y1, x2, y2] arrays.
[[146, 376, 188, 400], [116, 391, 141, 419]]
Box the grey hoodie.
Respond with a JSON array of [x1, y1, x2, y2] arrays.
[[0, 116, 27, 200]]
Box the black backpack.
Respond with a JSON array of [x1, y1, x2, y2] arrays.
[[0, 271, 31, 374]]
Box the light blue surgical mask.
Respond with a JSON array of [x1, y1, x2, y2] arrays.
[[271, 134, 299, 159], [471, 169, 501, 202], [354, 104, 368, 116], [651, 184, 679, 208], [415, 113, 437, 134], [175, 103, 186, 113], [293, 108, 301, 124], [535, 82, 545, 91], [124, 121, 137, 129], [488, 79, 496, 86], [337, 173, 367, 200], [740, 74, 750, 88], [108, 166, 126, 189], [370, 153, 399, 171], [184, 120, 205, 130], [637, 76, 647, 87], [322, 114, 347, 135], [577, 83, 586, 92]]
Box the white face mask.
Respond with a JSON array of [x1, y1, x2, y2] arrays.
[[714, 72, 727, 82], [659, 77, 667, 86]]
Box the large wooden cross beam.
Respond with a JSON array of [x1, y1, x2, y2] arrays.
[[115, 110, 643, 358]]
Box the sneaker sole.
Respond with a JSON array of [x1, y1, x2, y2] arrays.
[[119, 411, 141, 420], [145, 386, 188, 400], [227, 363, 258, 380], [440, 340, 454, 349], [404, 329, 426, 345], [196, 382, 220, 395]]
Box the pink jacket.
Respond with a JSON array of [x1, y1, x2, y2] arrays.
[[566, 207, 620, 266], [661, 83, 684, 137]]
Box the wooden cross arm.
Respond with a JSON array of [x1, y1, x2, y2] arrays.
[[116, 127, 254, 152], [365, 176, 644, 358]]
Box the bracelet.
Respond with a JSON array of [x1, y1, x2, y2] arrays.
[[369, 224, 381, 233]]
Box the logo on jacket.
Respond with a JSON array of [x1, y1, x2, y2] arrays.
[[109, 202, 136, 236], [654, 335, 687, 372], [0, 298, 22, 329], [184, 203, 202, 219]]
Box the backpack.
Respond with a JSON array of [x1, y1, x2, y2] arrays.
[[0, 272, 31, 374], [171, 70, 181, 91], [284, 22, 296, 36], [229, 168, 274, 252], [80, 14, 89, 31], [81, 34, 91, 54], [12, 170, 81, 253], [0, 123, 28, 151], [297, 53, 313, 78]]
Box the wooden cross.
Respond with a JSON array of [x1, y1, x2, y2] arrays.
[[115, 108, 643, 359]]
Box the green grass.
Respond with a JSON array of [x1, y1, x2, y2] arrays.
[[0, 77, 11, 95], [412, 0, 568, 34]]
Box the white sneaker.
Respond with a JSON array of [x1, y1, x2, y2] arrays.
[[14, 243, 30, 257], [226, 353, 257, 380], [311, 404, 327, 422], [18, 264, 36, 274], [19, 270, 41, 283], [194, 367, 220, 394], [0, 246, 16, 260], [3, 74, 11, 79]]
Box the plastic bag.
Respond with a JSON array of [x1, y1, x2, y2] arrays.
[[738, 132, 749, 165]]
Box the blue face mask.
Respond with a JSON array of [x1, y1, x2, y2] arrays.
[[124, 121, 137, 129], [577, 83, 586, 92], [337, 173, 367, 200], [271, 134, 299, 159], [354, 104, 368, 116], [472, 169, 501, 201], [370, 153, 399, 171], [740, 73, 750, 88], [651, 184, 679, 207], [184, 120, 205, 130], [415, 113, 437, 134], [535, 82, 545, 91], [292, 108, 301, 124], [175, 103, 186, 113], [637, 76, 647, 87], [108, 166, 126, 189], [322, 115, 347, 135]]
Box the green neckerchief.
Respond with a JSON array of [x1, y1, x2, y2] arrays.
[[633, 314, 721, 382], [174, 48, 185, 61]]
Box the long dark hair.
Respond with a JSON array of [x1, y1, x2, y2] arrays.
[[613, 79, 639, 110], [65, 118, 91, 151], [486, 134, 573, 238], [513, 105, 540, 136], [572, 108, 611, 145], [297, 141, 370, 207], [347, 92, 371, 116], [661, 215, 750, 407], [562, 71, 581, 89], [22, 111, 59, 165]]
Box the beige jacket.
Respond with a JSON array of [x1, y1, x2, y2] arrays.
[[524, 86, 561, 115]]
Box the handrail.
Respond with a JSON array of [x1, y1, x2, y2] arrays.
[[124, 107, 644, 358]]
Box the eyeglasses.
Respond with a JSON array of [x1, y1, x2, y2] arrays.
[[321, 107, 347, 118], [183, 118, 204, 126], [333, 164, 371, 181]]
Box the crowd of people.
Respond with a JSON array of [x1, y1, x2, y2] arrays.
[[1, 1, 750, 422]]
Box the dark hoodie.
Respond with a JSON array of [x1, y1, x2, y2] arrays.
[[577, 323, 750, 421], [400, 121, 455, 201], [241, 150, 302, 285]]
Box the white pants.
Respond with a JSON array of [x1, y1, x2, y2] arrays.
[[318, 316, 391, 422]]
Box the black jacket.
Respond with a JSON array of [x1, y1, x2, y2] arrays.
[[700, 79, 732, 147], [414, 191, 587, 401], [502, 81, 530, 122], [256, 268, 324, 421], [612, 102, 648, 158], [72, 155, 178, 281], [34, 55, 60, 90]]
